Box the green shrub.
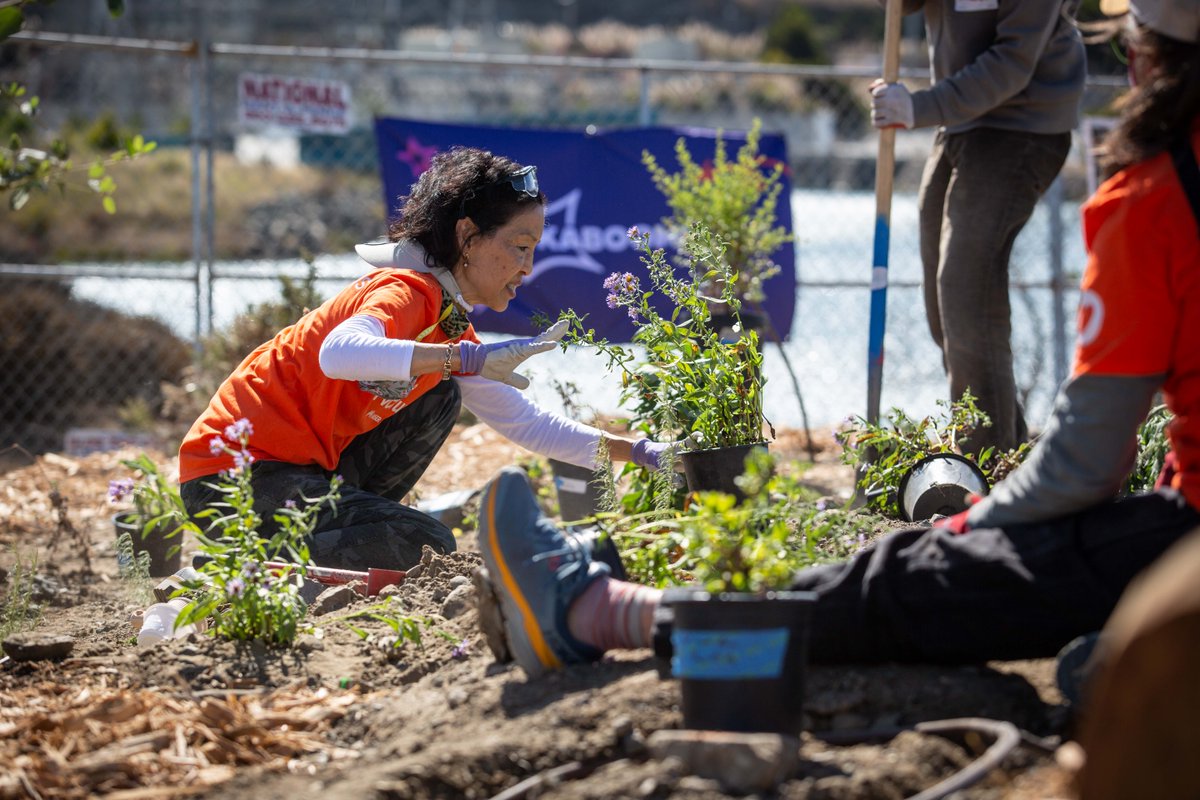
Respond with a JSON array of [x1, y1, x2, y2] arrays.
[[1125, 404, 1173, 495], [763, 5, 828, 65], [0, 280, 191, 451]]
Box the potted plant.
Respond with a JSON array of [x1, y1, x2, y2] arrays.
[[836, 392, 1029, 520], [108, 453, 188, 577], [658, 450, 818, 734], [561, 222, 773, 499]]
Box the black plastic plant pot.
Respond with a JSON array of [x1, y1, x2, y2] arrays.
[[548, 459, 607, 523], [679, 442, 768, 501], [113, 512, 181, 578], [669, 590, 817, 734]]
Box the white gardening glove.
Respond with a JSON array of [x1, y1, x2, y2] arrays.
[[870, 79, 915, 130], [630, 437, 692, 472], [457, 319, 568, 390]]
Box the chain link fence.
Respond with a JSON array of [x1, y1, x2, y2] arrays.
[[0, 26, 1127, 454]]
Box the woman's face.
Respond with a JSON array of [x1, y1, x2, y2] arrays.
[[455, 204, 545, 312]]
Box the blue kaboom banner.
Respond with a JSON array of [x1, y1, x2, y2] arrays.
[[373, 117, 795, 341]]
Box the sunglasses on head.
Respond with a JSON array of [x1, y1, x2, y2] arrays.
[[495, 165, 539, 198], [459, 165, 540, 218]]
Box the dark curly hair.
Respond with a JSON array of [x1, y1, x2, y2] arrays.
[[1102, 25, 1200, 176], [386, 146, 546, 271]]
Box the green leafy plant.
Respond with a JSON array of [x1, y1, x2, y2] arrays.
[[562, 223, 770, 453], [610, 450, 866, 592], [1125, 404, 1174, 495], [642, 119, 791, 305], [170, 420, 342, 646], [0, 549, 41, 641], [324, 598, 461, 652], [836, 393, 1032, 517], [1, 82, 156, 212], [114, 531, 154, 603], [108, 454, 188, 570], [1, 2, 149, 212]]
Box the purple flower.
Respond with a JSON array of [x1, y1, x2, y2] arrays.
[[242, 561, 261, 578], [224, 418, 254, 444], [816, 499, 828, 512], [227, 577, 246, 598], [626, 225, 640, 240], [284, 499, 297, 509], [231, 449, 255, 472], [451, 640, 470, 659], [208, 436, 226, 456], [602, 272, 640, 312], [108, 478, 135, 503]]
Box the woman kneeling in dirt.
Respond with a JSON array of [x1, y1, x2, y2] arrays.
[[177, 147, 678, 571], [473, 0, 1200, 675]]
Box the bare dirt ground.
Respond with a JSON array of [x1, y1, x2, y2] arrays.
[[0, 425, 1077, 799]]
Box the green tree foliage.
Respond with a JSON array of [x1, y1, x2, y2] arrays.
[[0, 0, 154, 212], [763, 5, 827, 65]]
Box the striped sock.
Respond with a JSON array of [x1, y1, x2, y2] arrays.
[[567, 576, 661, 652]]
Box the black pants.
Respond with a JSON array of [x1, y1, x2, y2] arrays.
[[180, 381, 461, 571], [657, 490, 1200, 665]]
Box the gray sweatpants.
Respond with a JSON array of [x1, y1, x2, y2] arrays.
[[918, 127, 1072, 453]]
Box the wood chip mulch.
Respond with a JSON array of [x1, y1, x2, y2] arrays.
[[0, 681, 362, 799]]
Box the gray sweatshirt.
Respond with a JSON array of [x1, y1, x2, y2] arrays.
[[900, 0, 1086, 134]]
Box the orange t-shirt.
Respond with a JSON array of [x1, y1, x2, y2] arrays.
[[179, 269, 479, 483], [1074, 123, 1200, 509]]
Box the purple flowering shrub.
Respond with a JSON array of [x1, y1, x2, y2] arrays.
[[171, 418, 343, 645], [108, 418, 342, 645], [108, 453, 190, 570], [560, 222, 770, 452]]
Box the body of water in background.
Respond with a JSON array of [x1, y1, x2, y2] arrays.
[[73, 188, 1088, 436]]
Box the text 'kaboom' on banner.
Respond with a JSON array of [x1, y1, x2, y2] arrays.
[[372, 118, 796, 342]]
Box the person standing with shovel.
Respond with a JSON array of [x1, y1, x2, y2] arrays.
[[870, 0, 1087, 454]]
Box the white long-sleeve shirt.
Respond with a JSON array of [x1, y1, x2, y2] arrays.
[[319, 313, 603, 468]]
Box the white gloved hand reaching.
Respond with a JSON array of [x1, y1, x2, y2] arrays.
[[457, 319, 568, 390]]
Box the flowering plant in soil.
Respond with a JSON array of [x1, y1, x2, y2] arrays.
[[108, 453, 189, 553], [172, 419, 342, 646], [560, 222, 770, 453]]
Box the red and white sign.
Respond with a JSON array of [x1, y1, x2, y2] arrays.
[[237, 72, 353, 134]]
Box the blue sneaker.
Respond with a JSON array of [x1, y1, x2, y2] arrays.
[[475, 466, 608, 677]]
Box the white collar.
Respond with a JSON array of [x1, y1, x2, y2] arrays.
[[354, 239, 473, 313]]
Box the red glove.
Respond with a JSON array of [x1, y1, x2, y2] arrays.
[[934, 509, 972, 535], [1155, 450, 1178, 490]]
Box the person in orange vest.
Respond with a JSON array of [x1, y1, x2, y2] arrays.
[[178, 147, 676, 572]]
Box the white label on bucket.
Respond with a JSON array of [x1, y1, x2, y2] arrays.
[[555, 476, 589, 494]]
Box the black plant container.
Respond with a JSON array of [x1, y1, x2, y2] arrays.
[[679, 442, 768, 501], [113, 512, 181, 578], [548, 459, 606, 523], [669, 589, 817, 734]]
